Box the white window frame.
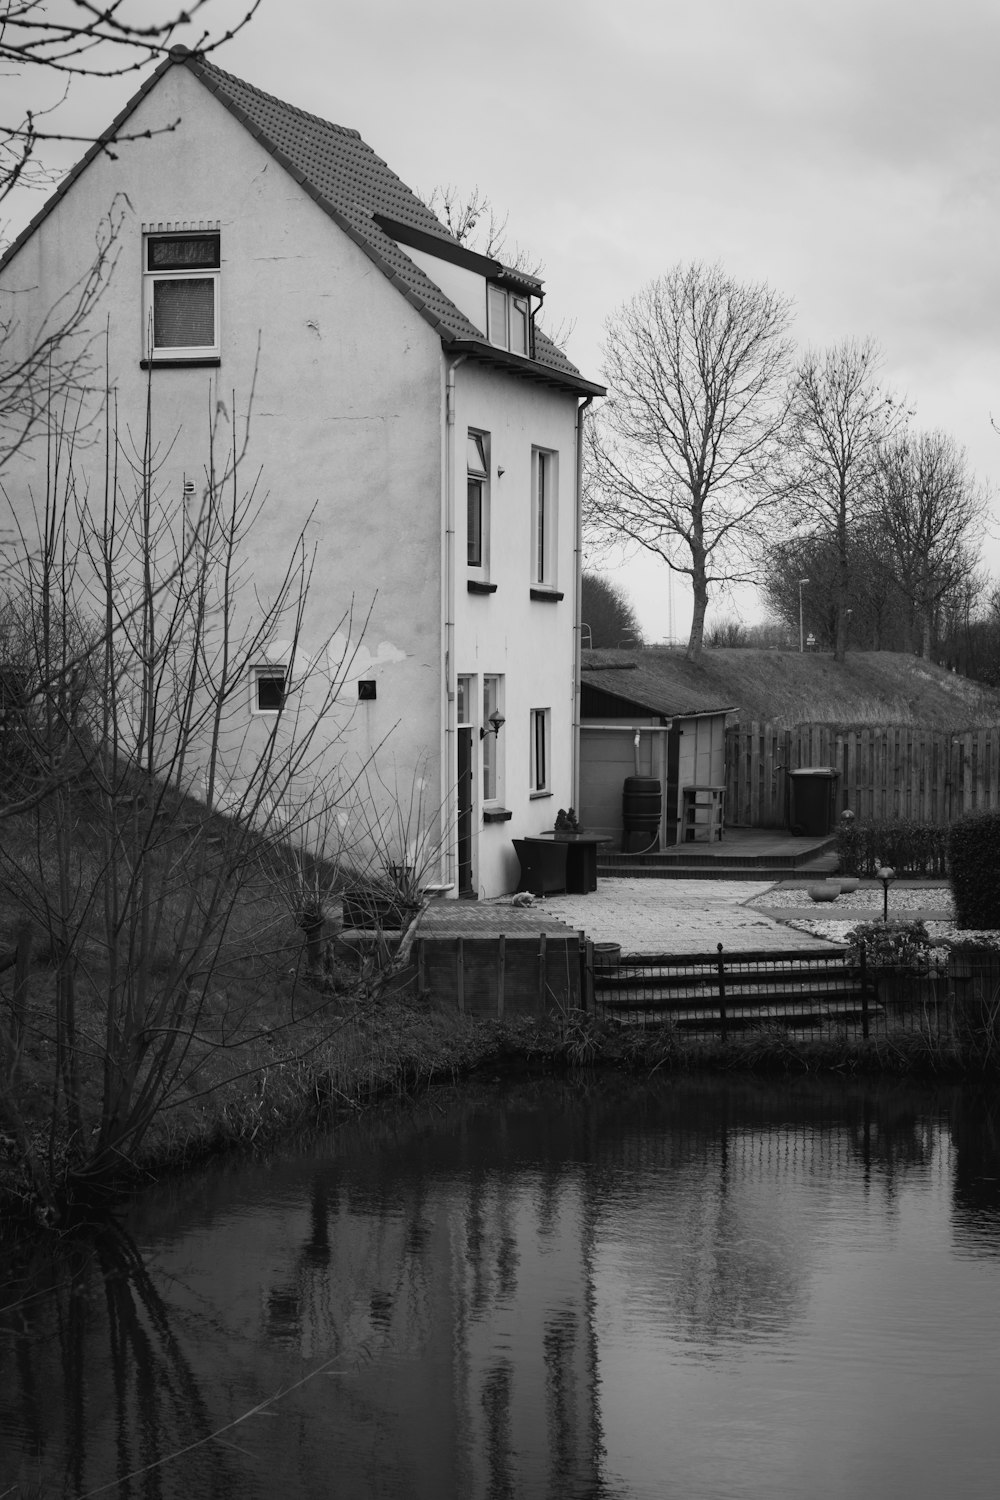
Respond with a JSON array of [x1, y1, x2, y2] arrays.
[[467, 429, 490, 572], [143, 229, 220, 360], [530, 708, 551, 795], [482, 674, 504, 804], [532, 448, 558, 586], [486, 285, 530, 355], [250, 665, 287, 715]]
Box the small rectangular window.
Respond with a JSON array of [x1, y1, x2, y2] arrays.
[[252, 666, 286, 714], [457, 675, 474, 726], [144, 231, 220, 360], [530, 708, 550, 794]]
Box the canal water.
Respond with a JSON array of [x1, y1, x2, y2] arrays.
[[3, 1074, 1000, 1499]]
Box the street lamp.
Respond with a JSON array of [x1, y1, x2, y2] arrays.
[[876, 865, 895, 923], [798, 579, 809, 653]]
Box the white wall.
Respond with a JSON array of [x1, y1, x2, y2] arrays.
[[0, 62, 447, 877], [451, 361, 582, 896]]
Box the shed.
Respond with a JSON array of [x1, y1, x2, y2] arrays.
[[578, 651, 735, 849]]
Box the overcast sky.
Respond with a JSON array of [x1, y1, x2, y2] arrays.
[[8, 0, 1000, 642]]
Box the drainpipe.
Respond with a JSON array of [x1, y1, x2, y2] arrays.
[[572, 393, 594, 812], [443, 353, 468, 893]]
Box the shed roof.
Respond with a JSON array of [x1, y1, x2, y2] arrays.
[[1, 48, 603, 398], [581, 649, 737, 719]]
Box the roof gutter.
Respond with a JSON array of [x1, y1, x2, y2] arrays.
[[442, 352, 468, 894]]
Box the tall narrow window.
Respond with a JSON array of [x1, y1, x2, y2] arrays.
[[482, 674, 504, 802], [467, 430, 489, 569], [530, 708, 550, 794], [143, 231, 220, 360], [532, 449, 557, 585]]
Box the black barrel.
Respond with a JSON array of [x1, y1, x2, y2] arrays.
[[623, 775, 661, 838]]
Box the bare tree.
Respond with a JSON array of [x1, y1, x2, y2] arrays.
[[874, 429, 985, 658], [585, 263, 795, 662], [0, 384, 370, 1212], [789, 338, 903, 662]]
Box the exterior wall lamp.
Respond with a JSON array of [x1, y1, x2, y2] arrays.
[[480, 709, 506, 741]]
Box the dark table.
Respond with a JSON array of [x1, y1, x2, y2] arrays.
[[515, 832, 611, 895]]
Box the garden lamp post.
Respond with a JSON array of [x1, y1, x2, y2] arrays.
[[798, 579, 809, 653], [876, 865, 895, 923]]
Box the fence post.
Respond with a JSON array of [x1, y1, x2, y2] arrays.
[[497, 934, 506, 1019], [859, 939, 870, 1040], [582, 939, 594, 1013], [537, 933, 547, 1011], [716, 942, 729, 1040], [456, 936, 465, 1014]]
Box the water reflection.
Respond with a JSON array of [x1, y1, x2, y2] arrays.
[[1, 1077, 999, 1499]]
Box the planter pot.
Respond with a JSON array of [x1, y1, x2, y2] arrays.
[[808, 883, 840, 903], [838, 877, 859, 894]]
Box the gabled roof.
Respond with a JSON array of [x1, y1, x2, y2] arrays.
[[1, 48, 603, 398], [581, 649, 737, 718]]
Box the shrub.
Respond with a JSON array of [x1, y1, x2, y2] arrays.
[[836, 817, 949, 877], [845, 918, 935, 972], [948, 811, 1000, 931]]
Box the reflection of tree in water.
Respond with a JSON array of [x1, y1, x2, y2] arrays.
[[593, 1079, 948, 1348], [952, 1086, 1000, 1256], [0, 1218, 227, 1499]]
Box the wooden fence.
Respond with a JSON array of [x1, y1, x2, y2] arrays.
[[726, 724, 1000, 828]]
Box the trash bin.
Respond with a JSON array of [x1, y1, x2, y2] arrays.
[[788, 767, 840, 836]]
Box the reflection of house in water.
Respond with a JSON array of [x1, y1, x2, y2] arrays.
[[248, 1097, 604, 1497]]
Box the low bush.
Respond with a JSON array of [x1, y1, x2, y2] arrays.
[[949, 811, 1000, 931], [836, 817, 949, 877], [844, 918, 936, 972]]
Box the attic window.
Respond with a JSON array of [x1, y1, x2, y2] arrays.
[[144, 232, 220, 360], [487, 285, 529, 355]]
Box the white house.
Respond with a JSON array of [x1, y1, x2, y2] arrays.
[[0, 47, 603, 898]]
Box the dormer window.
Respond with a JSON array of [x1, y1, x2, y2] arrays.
[[143, 231, 220, 360], [487, 285, 530, 356]]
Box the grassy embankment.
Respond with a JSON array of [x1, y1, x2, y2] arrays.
[[612, 646, 1000, 727]]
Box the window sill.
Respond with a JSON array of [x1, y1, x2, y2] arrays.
[[467, 579, 498, 595], [530, 587, 563, 602], [140, 357, 222, 369], [483, 807, 513, 823], [529, 790, 553, 800]]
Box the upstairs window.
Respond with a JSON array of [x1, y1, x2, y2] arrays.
[[467, 430, 490, 569], [532, 449, 558, 585], [144, 231, 220, 360], [487, 285, 530, 355]]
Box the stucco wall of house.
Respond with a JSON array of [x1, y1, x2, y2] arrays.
[[451, 360, 581, 897], [0, 63, 447, 877]]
